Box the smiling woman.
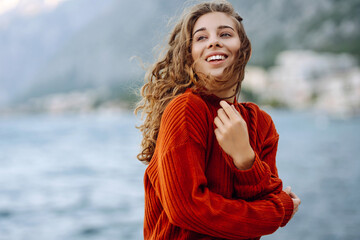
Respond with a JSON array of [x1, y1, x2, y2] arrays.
[[191, 11, 241, 100], [135, 1, 300, 239]]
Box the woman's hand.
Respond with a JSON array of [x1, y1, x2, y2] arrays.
[[214, 100, 255, 170], [284, 186, 301, 219]]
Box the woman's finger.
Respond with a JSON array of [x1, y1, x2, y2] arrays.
[[283, 186, 291, 194], [214, 116, 225, 133], [289, 192, 296, 198], [289, 191, 300, 202], [219, 101, 238, 121], [231, 105, 242, 117], [217, 108, 231, 126], [214, 128, 223, 142]]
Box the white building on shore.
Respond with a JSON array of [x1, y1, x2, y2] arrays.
[[243, 50, 360, 117]]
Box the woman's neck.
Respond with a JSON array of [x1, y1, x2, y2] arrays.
[[213, 84, 238, 103]]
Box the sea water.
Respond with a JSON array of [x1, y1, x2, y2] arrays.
[[0, 110, 359, 240]]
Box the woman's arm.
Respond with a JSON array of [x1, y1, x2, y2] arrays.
[[214, 101, 284, 198], [155, 140, 293, 239], [229, 134, 283, 201], [214, 101, 297, 227]]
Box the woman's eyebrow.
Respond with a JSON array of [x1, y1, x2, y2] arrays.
[[193, 27, 206, 36], [218, 25, 235, 31], [193, 25, 235, 36]]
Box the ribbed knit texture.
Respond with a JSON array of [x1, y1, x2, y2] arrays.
[[144, 88, 294, 240]]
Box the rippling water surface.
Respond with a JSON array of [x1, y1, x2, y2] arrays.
[[0, 110, 359, 240]]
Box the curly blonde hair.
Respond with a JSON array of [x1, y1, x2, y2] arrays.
[[135, 0, 252, 163]]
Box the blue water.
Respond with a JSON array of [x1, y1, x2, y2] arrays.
[[0, 110, 359, 240]]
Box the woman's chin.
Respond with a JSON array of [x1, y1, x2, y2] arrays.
[[196, 68, 225, 80], [208, 71, 224, 79]]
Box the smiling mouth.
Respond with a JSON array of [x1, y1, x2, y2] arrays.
[[206, 54, 228, 62]]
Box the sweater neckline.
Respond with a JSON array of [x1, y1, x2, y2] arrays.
[[185, 88, 250, 123], [186, 88, 237, 106]]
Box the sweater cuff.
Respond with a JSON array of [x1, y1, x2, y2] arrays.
[[230, 152, 270, 185], [278, 191, 294, 227]]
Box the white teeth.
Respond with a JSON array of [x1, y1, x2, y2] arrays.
[[206, 55, 226, 62]]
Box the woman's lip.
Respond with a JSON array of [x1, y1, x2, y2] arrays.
[[205, 57, 227, 65], [205, 52, 228, 60]]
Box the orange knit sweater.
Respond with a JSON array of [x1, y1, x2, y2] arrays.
[[143, 88, 294, 240]]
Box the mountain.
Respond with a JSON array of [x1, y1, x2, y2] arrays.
[[230, 0, 360, 67], [0, 0, 359, 106], [0, 0, 115, 105], [17, 0, 185, 101]]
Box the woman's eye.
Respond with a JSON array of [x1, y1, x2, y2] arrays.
[[220, 32, 232, 37], [196, 36, 207, 41]]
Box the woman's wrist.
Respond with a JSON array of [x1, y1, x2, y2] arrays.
[[233, 149, 255, 170]]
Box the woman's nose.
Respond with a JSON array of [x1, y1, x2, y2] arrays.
[[208, 36, 223, 49]]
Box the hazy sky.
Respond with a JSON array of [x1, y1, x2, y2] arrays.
[[0, 0, 71, 16]]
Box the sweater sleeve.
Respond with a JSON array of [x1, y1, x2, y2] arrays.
[[152, 95, 293, 239], [230, 106, 293, 227]]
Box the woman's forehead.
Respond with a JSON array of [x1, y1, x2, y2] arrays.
[[193, 12, 236, 34]]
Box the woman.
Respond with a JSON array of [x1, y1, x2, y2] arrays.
[[135, 1, 300, 239]]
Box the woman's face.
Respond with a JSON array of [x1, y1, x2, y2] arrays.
[[191, 12, 241, 79]]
